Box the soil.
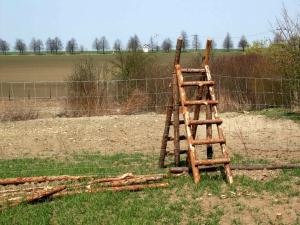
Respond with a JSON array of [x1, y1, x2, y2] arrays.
[[0, 112, 299, 163]]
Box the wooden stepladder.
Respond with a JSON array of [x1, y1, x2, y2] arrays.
[[159, 37, 233, 184]]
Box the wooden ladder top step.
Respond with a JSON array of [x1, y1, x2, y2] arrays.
[[192, 138, 225, 145], [189, 119, 223, 125], [195, 158, 230, 166], [180, 81, 215, 87], [183, 100, 218, 106], [169, 120, 185, 125], [181, 68, 206, 73], [168, 135, 186, 141]]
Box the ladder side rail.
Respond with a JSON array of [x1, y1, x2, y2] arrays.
[[205, 65, 233, 184], [176, 64, 200, 183]]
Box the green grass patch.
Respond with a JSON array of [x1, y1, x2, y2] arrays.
[[254, 108, 300, 122], [0, 152, 299, 224], [0, 152, 163, 178]]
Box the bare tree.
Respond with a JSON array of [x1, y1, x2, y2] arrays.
[[113, 39, 122, 52], [192, 34, 201, 51], [30, 38, 43, 54], [272, 5, 300, 110], [66, 38, 78, 54], [238, 35, 248, 52], [99, 36, 109, 54], [53, 37, 63, 54], [46, 37, 62, 54], [181, 30, 189, 51], [15, 39, 26, 54], [274, 6, 300, 47], [161, 38, 172, 52], [223, 32, 233, 51], [93, 38, 101, 53], [46, 38, 54, 54], [0, 39, 9, 55], [127, 34, 141, 52]]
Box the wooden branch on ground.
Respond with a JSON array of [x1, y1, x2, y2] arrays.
[[169, 164, 300, 173], [0, 175, 92, 185], [53, 183, 169, 197], [90, 174, 166, 185]]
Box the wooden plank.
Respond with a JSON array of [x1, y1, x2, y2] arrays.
[[181, 81, 215, 87], [183, 100, 218, 106], [181, 68, 205, 73], [195, 158, 230, 166], [189, 119, 223, 125], [192, 138, 225, 145]]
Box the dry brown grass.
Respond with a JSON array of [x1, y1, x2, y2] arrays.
[[0, 101, 38, 122]]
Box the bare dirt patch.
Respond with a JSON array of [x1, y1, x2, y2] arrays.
[[0, 112, 299, 162]]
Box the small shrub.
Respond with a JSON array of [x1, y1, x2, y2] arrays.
[[65, 57, 106, 116]]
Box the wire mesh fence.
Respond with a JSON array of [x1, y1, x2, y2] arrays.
[[1, 75, 299, 114], [0, 75, 299, 179]]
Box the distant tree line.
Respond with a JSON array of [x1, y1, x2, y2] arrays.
[[1, 31, 277, 55]]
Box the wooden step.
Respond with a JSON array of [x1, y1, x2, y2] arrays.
[[169, 120, 185, 125], [181, 68, 206, 73], [168, 135, 186, 141], [189, 119, 223, 125], [195, 158, 230, 166], [183, 100, 218, 106], [192, 138, 225, 145], [181, 81, 215, 87]]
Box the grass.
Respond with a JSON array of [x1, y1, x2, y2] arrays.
[[254, 108, 300, 122], [0, 152, 299, 224], [0, 152, 163, 178]]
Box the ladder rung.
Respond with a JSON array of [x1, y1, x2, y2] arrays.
[[168, 135, 186, 141], [189, 119, 223, 125], [169, 120, 185, 125], [183, 100, 218, 106], [166, 150, 188, 156], [181, 81, 215, 87], [181, 68, 206, 73], [195, 158, 230, 166], [192, 138, 225, 145]]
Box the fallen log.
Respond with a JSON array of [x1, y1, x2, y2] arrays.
[[0, 175, 92, 185], [169, 164, 300, 173], [90, 174, 166, 186], [7, 185, 66, 206], [53, 182, 169, 197], [89, 173, 134, 183], [26, 185, 66, 203]]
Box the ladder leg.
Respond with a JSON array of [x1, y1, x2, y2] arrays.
[[173, 73, 181, 166], [159, 105, 173, 168], [188, 146, 200, 184], [206, 91, 213, 159], [221, 144, 233, 184]]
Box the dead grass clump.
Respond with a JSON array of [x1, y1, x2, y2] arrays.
[[0, 103, 38, 122], [121, 89, 150, 114], [211, 54, 280, 78]]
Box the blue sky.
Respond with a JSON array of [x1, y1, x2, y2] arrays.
[[0, 0, 299, 50]]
